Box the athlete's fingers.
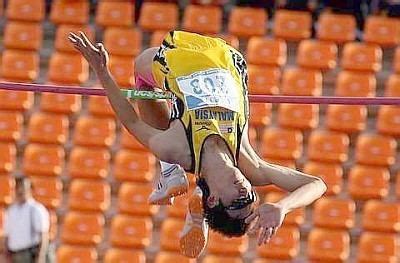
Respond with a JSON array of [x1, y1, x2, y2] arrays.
[[79, 31, 97, 52], [272, 226, 278, 236], [264, 227, 273, 244], [258, 227, 270, 246]]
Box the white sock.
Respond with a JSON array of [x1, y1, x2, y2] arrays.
[[160, 161, 178, 175]]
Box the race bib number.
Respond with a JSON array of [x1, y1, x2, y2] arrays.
[[176, 68, 240, 112]]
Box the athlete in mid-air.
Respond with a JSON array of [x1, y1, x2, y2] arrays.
[[69, 31, 326, 258]]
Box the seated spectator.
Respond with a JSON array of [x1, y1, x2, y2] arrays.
[[236, 0, 275, 17], [371, 0, 400, 17], [278, 0, 317, 11], [321, 0, 366, 30], [191, 0, 229, 5]]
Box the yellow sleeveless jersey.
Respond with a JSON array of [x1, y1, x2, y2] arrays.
[[152, 31, 249, 175]]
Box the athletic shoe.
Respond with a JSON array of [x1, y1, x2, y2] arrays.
[[148, 164, 189, 205], [179, 186, 208, 258]]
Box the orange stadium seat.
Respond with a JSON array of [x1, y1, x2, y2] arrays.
[[341, 42, 382, 73], [0, 143, 16, 173], [104, 248, 145, 263], [357, 232, 398, 263], [4, 21, 42, 51], [249, 103, 272, 126], [150, 31, 168, 47], [307, 130, 349, 163], [6, 0, 45, 22], [166, 194, 188, 219], [104, 27, 142, 57], [69, 146, 110, 179], [138, 2, 178, 32], [377, 106, 400, 137], [0, 207, 4, 236], [316, 12, 356, 43], [160, 218, 185, 252], [277, 104, 319, 130], [362, 200, 400, 233], [203, 255, 243, 263], [22, 144, 64, 177], [0, 175, 14, 205], [110, 214, 152, 248], [118, 182, 159, 216], [307, 228, 350, 262], [50, 0, 89, 25], [313, 197, 355, 230], [48, 52, 89, 85], [61, 211, 104, 246], [364, 16, 400, 47], [73, 116, 116, 148], [385, 73, 400, 96], [261, 127, 303, 160], [27, 112, 68, 145], [30, 176, 62, 209], [0, 111, 23, 142], [257, 226, 300, 260], [247, 65, 280, 95], [280, 67, 322, 96], [55, 24, 94, 53], [0, 90, 33, 111], [392, 48, 400, 74], [303, 161, 343, 196], [215, 34, 240, 49], [108, 55, 135, 87], [247, 37, 287, 66], [264, 192, 305, 226], [57, 245, 98, 263], [154, 251, 195, 263], [40, 92, 81, 114], [326, 105, 367, 134], [208, 231, 248, 256], [95, 1, 133, 27], [355, 133, 397, 166], [120, 127, 148, 151], [228, 7, 267, 38], [335, 71, 376, 97], [68, 179, 110, 212], [296, 39, 337, 70], [182, 5, 222, 34], [396, 172, 400, 199], [348, 165, 390, 200], [273, 10, 312, 41], [1, 50, 39, 82], [114, 149, 156, 182], [87, 96, 115, 117]]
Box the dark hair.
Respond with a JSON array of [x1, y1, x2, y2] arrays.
[[15, 176, 32, 190], [196, 177, 250, 237]]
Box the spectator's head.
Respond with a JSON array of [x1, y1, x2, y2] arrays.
[[15, 177, 32, 204]]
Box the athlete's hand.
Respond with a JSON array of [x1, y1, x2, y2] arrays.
[[245, 202, 286, 245], [68, 31, 109, 73]]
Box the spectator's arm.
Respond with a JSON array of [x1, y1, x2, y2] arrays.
[[34, 206, 49, 263], [36, 232, 48, 263]]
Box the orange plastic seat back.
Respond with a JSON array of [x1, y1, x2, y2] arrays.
[[154, 251, 195, 263], [0, 111, 23, 142], [249, 103, 272, 127], [348, 165, 390, 200], [261, 127, 303, 160], [57, 245, 98, 263], [0, 143, 16, 173], [68, 179, 110, 212], [296, 40, 337, 70], [355, 133, 397, 166], [247, 37, 287, 66], [385, 73, 400, 97], [364, 16, 400, 47], [281, 67, 322, 96], [118, 182, 159, 216], [160, 218, 185, 251], [274, 10, 311, 41], [22, 144, 65, 177], [392, 47, 400, 74], [396, 172, 400, 199], [31, 176, 62, 209], [203, 255, 243, 263], [6, 0, 45, 22], [182, 5, 222, 34], [87, 96, 115, 117], [104, 27, 142, 57], [377, 106, 400, 137], [313, 197, 355, 230], [362, 200, 400, 233], [110, 214, 152, 248], [264, 192, 305, 226], [55, 24, 94, 53], [208, 231, 248, 256], [302, 161, 343, 196], [335, 71, 376, 97], [228, 7, 267, 38], [104, 248, 145, 263], [95, 1, 134, 27], [120, 127, 148, 151], [69, 146, 110, 179], [357, 232, 398, 263], [73, 116, 116, 148], [326, 105, 367, 134], [248, 65, 280, 95], [316, 13, 356, 43], [150, 31, 168, 47], [108, 55, 135, 87], [257, 226, 300, 260], [139, 2, 178, 31], [277, 104, 319, 130], [114, 149, 156, 182], [61, 211, 104, 246], [50, 0, 89, 25], [1, 50, 39, 82], [40, 93, 81, 114], [214, 34, 240, 49], [48, 52, 89, 85], [4, 21, 42, 51], [341, 42, 382, 73], [0, 90, 33, 111], [307, 130, 349, 163], [28, 112, 68, 144], [0, 175, 14, 205], [307, 228, 350, 262]]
